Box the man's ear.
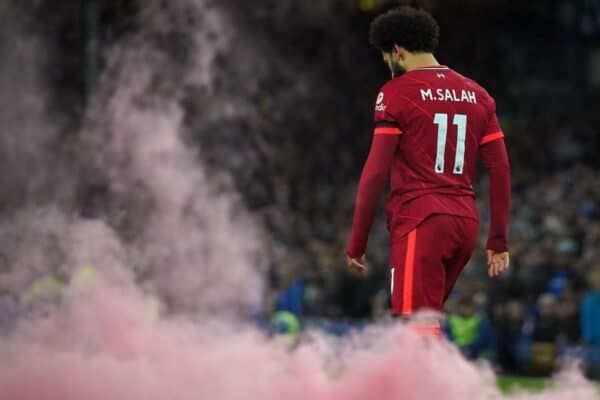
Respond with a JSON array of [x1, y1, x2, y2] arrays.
[[393, 44, 405, 59]]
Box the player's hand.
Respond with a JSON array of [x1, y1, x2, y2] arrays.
[[487, 250, 510, 278], [347, 254, 367, 274]]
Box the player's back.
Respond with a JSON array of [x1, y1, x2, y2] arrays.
[[374, 66, 504, 234]]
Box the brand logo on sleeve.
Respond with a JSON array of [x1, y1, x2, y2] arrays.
[[375, 92, 386, 111]]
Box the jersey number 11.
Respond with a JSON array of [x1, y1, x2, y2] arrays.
[[433, 113, 467, 175]]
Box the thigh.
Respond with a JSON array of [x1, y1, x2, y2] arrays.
[[390, 215, 450, 316], [443, 217, 479, 301]]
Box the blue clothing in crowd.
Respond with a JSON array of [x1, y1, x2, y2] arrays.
[[276, 280, 305, 315], [581, 291, 600, 345]]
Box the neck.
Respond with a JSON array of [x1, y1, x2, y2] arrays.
[[404, 53, 440, 72]]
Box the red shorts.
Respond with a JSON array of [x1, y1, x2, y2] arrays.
[[390, 214, 479, 316]]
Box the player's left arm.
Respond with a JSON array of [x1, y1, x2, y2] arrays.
[[480, 98, 511, 278], [481, 138, 511, 277], [346, 130, 399, 272]]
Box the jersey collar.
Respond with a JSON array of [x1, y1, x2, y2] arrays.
[[413, 65, 449, 71]]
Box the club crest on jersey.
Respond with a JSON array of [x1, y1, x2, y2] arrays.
[[375, 92, 386, 111]]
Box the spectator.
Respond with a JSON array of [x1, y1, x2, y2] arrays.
[[494, 300, 525, 373], [529, 293, 560, 375], [581, 268, 600, 345], [532, 293, 559, 343], [555, 285, 580, 344], [446, 295, 495, 360]]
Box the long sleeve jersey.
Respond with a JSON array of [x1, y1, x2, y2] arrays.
[[346, 66, 511, 258]]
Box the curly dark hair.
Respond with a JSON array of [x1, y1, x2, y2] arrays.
[[369, 6, 440, 53]]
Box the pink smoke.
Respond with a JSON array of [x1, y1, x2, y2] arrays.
[[0, 279, 597, 400]]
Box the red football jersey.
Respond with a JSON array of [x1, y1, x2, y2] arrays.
[[374, 65, 504, 238]]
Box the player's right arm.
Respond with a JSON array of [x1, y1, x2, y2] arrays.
[[479, 99, 511, 278], [346, 86, 403, 272], [346, 132, 399, 271]]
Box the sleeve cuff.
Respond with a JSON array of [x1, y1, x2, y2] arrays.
[[345, 245, 365, 259], [486, 238, 508, 253]]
